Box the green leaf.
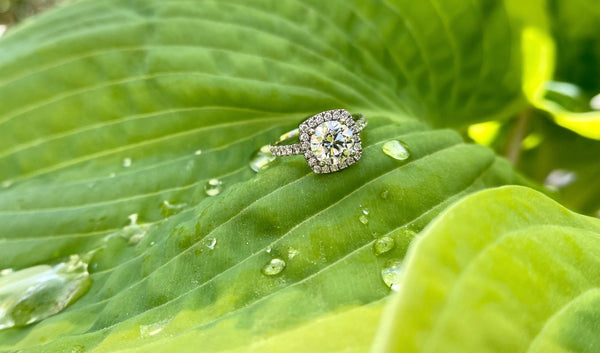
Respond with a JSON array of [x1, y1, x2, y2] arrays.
[[0, 0, 540, 350], [374, 185, 600, 353]]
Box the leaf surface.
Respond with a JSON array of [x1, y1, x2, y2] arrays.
[[374, 185, 600, 353]]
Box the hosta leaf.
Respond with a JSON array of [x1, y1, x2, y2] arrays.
[[374, 185, 600, 353], [0, 0, 540, 350]]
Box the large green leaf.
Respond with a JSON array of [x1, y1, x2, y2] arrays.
[[374, 185, 600, 353], [0, 0, 539, 351]]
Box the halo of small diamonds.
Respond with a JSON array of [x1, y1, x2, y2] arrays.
[[299, 109, 363, 174]]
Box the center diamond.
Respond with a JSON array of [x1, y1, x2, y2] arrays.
[[310, 121, 355, 165]]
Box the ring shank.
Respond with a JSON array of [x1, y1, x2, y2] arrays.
[[269, 143, 304, 157]]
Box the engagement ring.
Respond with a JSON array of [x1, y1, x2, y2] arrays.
[[269, 109, 366, 174]]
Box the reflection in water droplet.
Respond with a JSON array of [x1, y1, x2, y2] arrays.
[[380, 190, 389, 199], [160, 200, 187, 217], [261, 258, 286, 276], [287, 247, 299, 259], [140, 318, 170, 338], [123, 157, 132, 167], [359, 215, 369, 225], [382, 140, 410, 161], [249, 145, 276, 172], [194, 149, 203, 155], [362, 208, 369, 215], [0, 255, 92, 330], [373, 237, 395, 256], [1, 180, 13, 189], [544, 169, 577, 191], [381, 259, 403, 291], [121, 214, 148, 245], [206, 238, 217, 250], [204, 179, 224, 196], [265, 247, 272, 254]]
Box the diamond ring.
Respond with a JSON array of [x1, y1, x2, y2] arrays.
[[269, 109, 367, 174]]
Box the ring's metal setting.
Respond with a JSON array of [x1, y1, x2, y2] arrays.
[[269, 109, 366, 174]]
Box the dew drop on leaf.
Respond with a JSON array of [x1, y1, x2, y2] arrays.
[[0, 255, 92, 330], [204, 179, 224, 196], [373, 236, 395, 256], [194, 149, 203, 155], [382, 140, 410, 161], [381, 259, 403, 291], [359, 215, 369, 225], [119, 213, 148, 245], [206, 237, 217, 250], [122, 157, 132, 167], [160, 200, 187, 217], [139, 318, 170, 338], [261, 258, 286, 276], [249, 145, 275, 172]]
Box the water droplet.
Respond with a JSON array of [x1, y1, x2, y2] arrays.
[[261, 258, 286, 276], [139, 318, 170, 338], [373, 237, 395, 256], [204, 179, 223, 196], [265, 247, 272, 254], [1, 180, 13, 189], [362, 208, 369, 215], [120, 213, 148, 245], [194, 149, 203, 155], [359, 215, 369, 225], [544, 169, 577, 191], [0, 268, 13, 277], [381, 259, 403, 291], [380, 190, 389, 199], [249, 145, 276, 172], [206, 238, 217, 250], [0, 255, 91, 330], [287, 247, 299, 259], [382, 140, 410, 161], [122, 157, 132, 168], [150, 241, 156, 246], [160, 200, 187, 217]]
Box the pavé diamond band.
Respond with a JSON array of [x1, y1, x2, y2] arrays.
[[269, 109, 366, 174]]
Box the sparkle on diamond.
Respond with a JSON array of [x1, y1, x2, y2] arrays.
[[310, 121, 356, 165]]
